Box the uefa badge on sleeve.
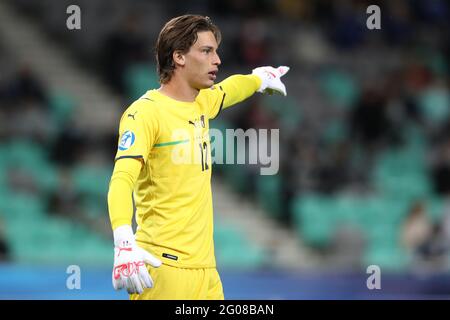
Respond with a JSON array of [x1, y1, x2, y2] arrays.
[[118, 130, 136, 151]]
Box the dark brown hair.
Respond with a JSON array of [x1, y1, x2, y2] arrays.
[[155, 15, 221, 84]]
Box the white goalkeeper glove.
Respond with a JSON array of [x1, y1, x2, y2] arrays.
[[252, 66, 290, 96], [112, 225, 162, 294]]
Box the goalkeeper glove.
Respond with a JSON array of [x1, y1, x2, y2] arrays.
[[112, 225, 162, 294], [252, 66, 290, 96]]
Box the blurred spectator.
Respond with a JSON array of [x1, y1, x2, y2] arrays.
[[316, 140, 352, 194], [402, 59, 434, 97], [328, 225, 366, 270], [327, 0, 365, 49], [209, 0, 272, 17], [50, 122, 87, 167], [416, 223, 449, 272], [350, 88, 395, 152], [5, 64, 47, 106], [285, 131, 322, 193], [237, 98, 278, 130], [47, 169, 82, 218], [275, 0, 313, 21], [12, 97, 54, 144], [411, 0, 449, 24], [442, 199, 450, 245], [431, 137, 450, 195], [2, 0, 449, 272], [383, 0, 414, 46], [0, 218, 10, 262], [7, 166, 39, 196], [232, 19, 271, 67], [0, 65, 51, 144], [100, 13, 149, 93], [401, 201, 432, 255]]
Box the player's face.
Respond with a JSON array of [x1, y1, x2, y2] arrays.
[[184, 31, 221, 89]]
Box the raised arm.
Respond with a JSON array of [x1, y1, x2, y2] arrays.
[[217, 74, 261, 109], [204, 66, 290, 119]]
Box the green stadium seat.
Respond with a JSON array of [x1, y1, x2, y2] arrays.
[[0, 140, 58, 195], [48, 91, 76, 125], [81, 197, 108, 219], [124, 63, 160, 100], [0, 192, 46, 220], [214, 221, 268, 269], [291, 194, 337, 247], [321, 119, 348, 145], [210, 118, 254, 193], [223, 164, 251, 194], [418, 87, 450, 126], [319, 70, 359, 110], [256, 174, 282, 219], [5, 140, 48, 169], [363, 245, 410, 271], [261, 95, 302, 132], [72, 165, 112, 198], [373, 147, 432, 202], [427, 196, 444, 222], [32, 164, 59, 194], [6, 214, 112, 265]]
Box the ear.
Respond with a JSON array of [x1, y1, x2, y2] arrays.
[[173, 50, 185, 67]]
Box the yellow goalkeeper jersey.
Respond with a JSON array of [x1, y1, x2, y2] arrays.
[[112, 74, 260, 268]]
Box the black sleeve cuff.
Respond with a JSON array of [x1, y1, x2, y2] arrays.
[[114, 155, 144, 162]]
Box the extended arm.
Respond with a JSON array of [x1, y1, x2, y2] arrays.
[[217, 74, 261, 109], [204, 66, 289, 119], [215, 66, 289, 110]]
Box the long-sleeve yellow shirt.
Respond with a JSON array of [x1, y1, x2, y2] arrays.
[[107, 74, 261, 268]]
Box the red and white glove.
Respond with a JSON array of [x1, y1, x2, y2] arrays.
[[112, 225, 162, 294], [252, 66, 290, 96]]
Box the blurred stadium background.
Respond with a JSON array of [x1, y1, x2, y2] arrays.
[[0, 0, 449, 299]]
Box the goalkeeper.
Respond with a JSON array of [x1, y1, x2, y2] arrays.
[[107, 14, 289, 300]]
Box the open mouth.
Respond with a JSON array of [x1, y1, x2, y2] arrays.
[[208, 70, 217, 80]]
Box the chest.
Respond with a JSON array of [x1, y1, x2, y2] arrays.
[[147, 105, 212, 177], [157, 106, 210, 146]]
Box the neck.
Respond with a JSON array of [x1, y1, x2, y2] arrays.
[[158, 76, 199, 103]]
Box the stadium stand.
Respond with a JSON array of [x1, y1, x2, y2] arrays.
[[0, 0, 449, 276]]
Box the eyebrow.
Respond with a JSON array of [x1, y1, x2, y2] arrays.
[[200, 46, 215, 50]]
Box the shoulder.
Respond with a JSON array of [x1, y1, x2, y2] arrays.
[[197, 85, 224, 104], [200, 85, 223, 96], [122, 91, 159, 121]]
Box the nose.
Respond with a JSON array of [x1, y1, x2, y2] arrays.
[[213, 52, 221, 66]]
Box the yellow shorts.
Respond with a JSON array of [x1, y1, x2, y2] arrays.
[[129, 264, 224, 300]]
